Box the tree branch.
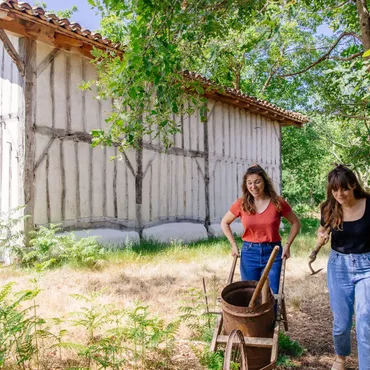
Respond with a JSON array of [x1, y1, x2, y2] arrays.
[[330, 51, 362, 61], [278, 32, 363, 78]]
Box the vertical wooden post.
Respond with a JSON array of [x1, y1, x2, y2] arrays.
[[136, 137, 143, 233], [19, 38, 37, 241], [203, 102, 211, 230]]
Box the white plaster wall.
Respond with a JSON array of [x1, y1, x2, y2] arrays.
[[34, 44, 137, 228], [208, 102, 281, 224], [32, 42, 282, 231], [0, 32, 22, 216]]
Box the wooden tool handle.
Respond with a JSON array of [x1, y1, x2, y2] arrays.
[[249, 245, 280, 308], [227, 255, 238, 285]]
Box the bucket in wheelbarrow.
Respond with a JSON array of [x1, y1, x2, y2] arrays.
[[221, 280, 275, 370]]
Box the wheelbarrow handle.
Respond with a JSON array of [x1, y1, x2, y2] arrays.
[[227, 255, 238, 285]]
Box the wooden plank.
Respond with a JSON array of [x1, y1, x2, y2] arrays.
[[216, 335, 273, 348], [34, 137, 55, 171], [55, 33, 84, 49], [143, 141, 204, 159], [36, 47, 60, 78], [203, 102, 210, 228], [0, 29, 25, 75], [210, 315, 223, 352], [136, 139, 143, 230]]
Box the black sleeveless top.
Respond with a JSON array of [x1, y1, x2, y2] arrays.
[[320, 197, 370, 254]]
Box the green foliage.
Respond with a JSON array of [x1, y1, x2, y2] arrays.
[[34, 2, 78, 19], [196, 348, 223, 370], [179, 284, 218, 342], [83, 0, 370, 207], [278, 332, 305, 359], [0, 207, 28, 263], [0, 282, 51, 369], [12, 225, 107, 270], [1, 284, 180, 369]]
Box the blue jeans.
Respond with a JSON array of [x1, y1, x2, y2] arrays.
[[328, 250, 370, 370], [240, 241, 282, 295]]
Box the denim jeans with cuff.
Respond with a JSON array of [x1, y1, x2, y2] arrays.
[[240, 241, 282, 295], [328, 250, 370, 370]]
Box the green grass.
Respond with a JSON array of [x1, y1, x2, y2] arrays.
[[281, 217, 329, 258], [105, 237, 232, 266], [106, 216, 321, 266]]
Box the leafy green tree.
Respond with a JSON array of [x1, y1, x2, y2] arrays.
[[85, 0, 370, 199]]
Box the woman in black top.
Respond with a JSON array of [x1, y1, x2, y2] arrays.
[[311, 165, 370, 370]]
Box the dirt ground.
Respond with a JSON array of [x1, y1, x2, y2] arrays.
[[171, 257, 360, 370], [282, 272, 358, 370]]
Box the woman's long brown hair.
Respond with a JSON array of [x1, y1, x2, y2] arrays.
[[321, 165, 370, 230], [241, 165, 281, 214]]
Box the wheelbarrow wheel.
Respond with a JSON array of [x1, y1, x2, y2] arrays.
[[223, 329, 248, 370]]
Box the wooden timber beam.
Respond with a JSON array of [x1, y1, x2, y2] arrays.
[[20, 38, 37, 239], [0, 28, 25, 75], [0, 10, 121, 56], [54, 33, 84, 49], [36, 47, 60, 77]]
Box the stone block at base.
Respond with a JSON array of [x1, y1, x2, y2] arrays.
[[56, 229, 140, 247], [142, 223, 208, 244]]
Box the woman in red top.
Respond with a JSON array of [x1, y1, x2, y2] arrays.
[[221, 165, 301, 294]]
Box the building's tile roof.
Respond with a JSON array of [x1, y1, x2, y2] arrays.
[[0, 0, 120, 51], [0, 0, 308, 125], [183, 72, 308, 125]]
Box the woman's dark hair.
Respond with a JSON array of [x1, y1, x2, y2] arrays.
[[321, 165, 370, 230], [241, 165, 281, 214]]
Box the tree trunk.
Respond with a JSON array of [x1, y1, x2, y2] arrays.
[[357, 0, 370, 51]]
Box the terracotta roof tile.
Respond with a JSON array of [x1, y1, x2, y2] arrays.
[[183, 71, 308, 125], [0, 0, 121, 51]]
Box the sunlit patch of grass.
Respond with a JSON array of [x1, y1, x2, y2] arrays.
[[105, 237, 232, 267]]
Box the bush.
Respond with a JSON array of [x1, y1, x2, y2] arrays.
[[12, 224, 107, 270]]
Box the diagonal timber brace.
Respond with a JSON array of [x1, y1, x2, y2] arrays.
[[0, 28, 25, 76]]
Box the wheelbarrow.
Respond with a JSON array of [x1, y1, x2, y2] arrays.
[[210, 246, 288, 370]]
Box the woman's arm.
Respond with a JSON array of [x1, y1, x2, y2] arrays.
[[309, 225, 330, 261], [221, 211, 239, 256], [282, 210, 301, 259]]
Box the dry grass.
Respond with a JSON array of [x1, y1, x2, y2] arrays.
[[2, 222, 354, 370], [0, 239, 325, 336]]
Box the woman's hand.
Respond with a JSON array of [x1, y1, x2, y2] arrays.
[[231, 244, 239, 257], [282, 243, 290, 259], [318, 231, 330, 246]]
